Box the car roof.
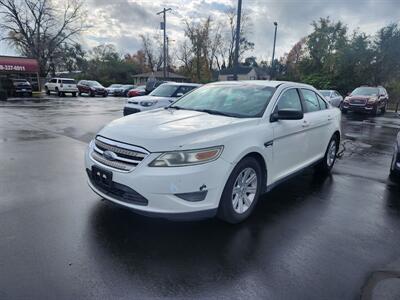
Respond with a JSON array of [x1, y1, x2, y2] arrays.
[[52, 78, 75, 80], [210, 80, 315, 89], [160, 82, 202, 87]]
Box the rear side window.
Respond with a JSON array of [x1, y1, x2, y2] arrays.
[[275, 89, 302, 112], [61, 79, 76, 84], [301, 89, 320, 112], [175, 86, 196, 97]]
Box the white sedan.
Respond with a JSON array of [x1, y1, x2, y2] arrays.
[[123, 82, 201, 116], [320, 90, 343, 108], [86, 81, 341, 223]]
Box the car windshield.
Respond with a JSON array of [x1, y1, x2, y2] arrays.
[[150, 84, 180, 97], [351, 87, 378, 96], [88, 81, 102, 87], [170, 84, 276, 118], [109, 84, 122, 88], [320, 90, 331, 97], [61, 79, 76, 84]]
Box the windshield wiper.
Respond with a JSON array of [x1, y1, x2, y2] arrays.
[[195, 109, 238, 117]]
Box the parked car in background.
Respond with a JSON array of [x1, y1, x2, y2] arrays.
[[45, 78, 78, 97], [11, 79, 32, 97], [122, 85, 135, 97], [390, 131, 400, 179], [86, 80, 341, 223], [77, 80, 108, 97], [320, 90, 343, 108], [123, 82, 201, 116], [342, 86, 388, 115], [127, 85, 146, 98], [106, 84, 124, 96]]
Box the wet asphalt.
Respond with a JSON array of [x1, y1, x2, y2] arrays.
[[0, 96, 399, 299]]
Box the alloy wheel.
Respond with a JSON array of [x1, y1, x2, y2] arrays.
[[327, 140, 337, 167], [231, 167, 258, 214]]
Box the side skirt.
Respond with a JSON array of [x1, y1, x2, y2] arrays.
[[263, 158, 323, 193]]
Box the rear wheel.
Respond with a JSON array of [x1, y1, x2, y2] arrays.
[[45, 87, 50, 95], [72, 92, 76, 97], [315, 135, 339, 174], [218, 157, 263, 224]]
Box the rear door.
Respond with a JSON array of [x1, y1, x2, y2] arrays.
[[270, 88, 308, 182], [300, 89, 332, 163]]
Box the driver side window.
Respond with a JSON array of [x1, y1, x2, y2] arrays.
[[275, 89, 302, 112]]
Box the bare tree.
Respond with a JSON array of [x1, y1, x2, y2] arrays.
[[220, 8, 254, 68], [0, 0, 88, 76], [139, 33, 163, 72]]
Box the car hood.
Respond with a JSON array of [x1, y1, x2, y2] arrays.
[[98, 108, 258, 152], [128, 95, 174, 101], [347, 95, 373, 99]]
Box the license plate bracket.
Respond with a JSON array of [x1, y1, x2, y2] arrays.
[[92, 166, 113, 187]]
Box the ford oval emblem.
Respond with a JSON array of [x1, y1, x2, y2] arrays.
[[103, 150, 118, 161]]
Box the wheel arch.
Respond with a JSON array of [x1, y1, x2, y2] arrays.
[[238, 151, 268, 191]]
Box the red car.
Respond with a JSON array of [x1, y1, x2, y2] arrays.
[[77, 80, 108, 97], [127, 85, 146, 98]]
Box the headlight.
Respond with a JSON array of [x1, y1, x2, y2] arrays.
[[140, 100, 157, 107], [368, 97, 377, 104], [344, 97, 350, 102], [149, 146, 224, 167]]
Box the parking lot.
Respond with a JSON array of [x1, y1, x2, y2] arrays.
[[0, 96, 400, 299]]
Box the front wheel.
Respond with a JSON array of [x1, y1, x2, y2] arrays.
[[218, 157, 263, 224], [381, 102, 387, 114], [315, 135, 339, 174], [72, 92, 76, 97], [45, 87, 50, 95]]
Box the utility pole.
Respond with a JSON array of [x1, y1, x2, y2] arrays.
[[271, 21, 278, 79], [157, 8, 172, 80], [233, 0, 242, 81]]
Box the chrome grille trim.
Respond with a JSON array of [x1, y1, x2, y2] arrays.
[[91, 152, 134, 171], [90, 136, 149, 172]]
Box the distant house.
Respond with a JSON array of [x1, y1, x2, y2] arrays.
[[132, 71, 189, 85], [218, 66, 270, 81]]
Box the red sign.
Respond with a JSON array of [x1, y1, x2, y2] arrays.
[[0, 56, 39, 73]]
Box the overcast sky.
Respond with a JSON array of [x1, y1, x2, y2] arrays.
[[1, 0, 400, 61]]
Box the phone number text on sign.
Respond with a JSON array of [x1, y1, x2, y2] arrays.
[[0, 64, 26, 71]]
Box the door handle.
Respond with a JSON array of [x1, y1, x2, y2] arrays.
[[328, 115, 333, 121], [302, 121, 310, 128]]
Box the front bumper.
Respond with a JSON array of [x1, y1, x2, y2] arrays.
[[84, 146, 231, 219]]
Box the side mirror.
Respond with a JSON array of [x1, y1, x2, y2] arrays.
[[176, 93, 184, 97], [270, 109, 304, 122]]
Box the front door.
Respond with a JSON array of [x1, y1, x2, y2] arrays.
[[270, 88, 308, 183]]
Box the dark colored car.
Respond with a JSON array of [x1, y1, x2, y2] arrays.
[[127, 85, 146, 98], [342, 86, 389, 115], [390, 131, 400, 179], [122, 85, 135, 97], [77, 80, 108, 97], [12, 79, 32, 97]]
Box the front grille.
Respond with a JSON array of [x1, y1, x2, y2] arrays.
[[91, 136, 149, 171], [350, 98, 367, 105]]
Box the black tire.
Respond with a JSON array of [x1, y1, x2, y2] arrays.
[[217, 157, 263, 224], [315, 135, 339, 174], [381, 102, 387, 114], [45, 87, 50, 95], [342, 108, 348, 114], [371, 105, 378, 116], [78, 92, 82, 96], [72, 92, 76, 97], [103, 93, 107, 97], [90, 91, 95, 97]]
